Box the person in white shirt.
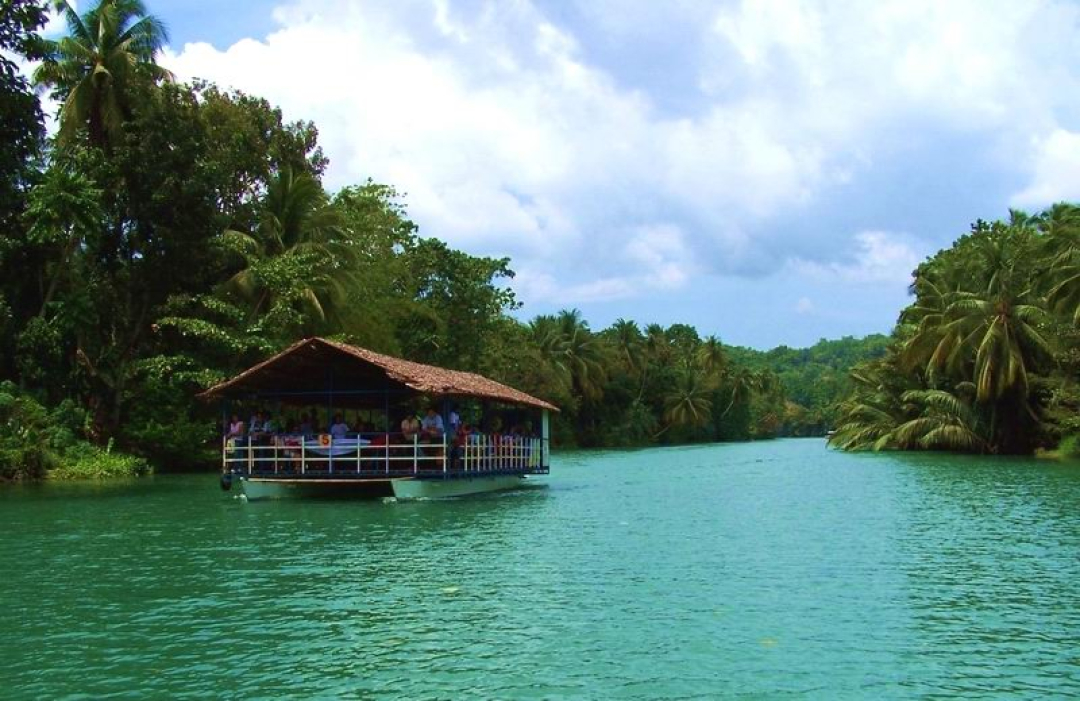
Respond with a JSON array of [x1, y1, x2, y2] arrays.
[[420, 407, 444, 442], [329, 414, 349, 440], [448, 408, 461, 439]]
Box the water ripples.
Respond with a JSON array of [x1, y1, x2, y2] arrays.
[[2, 440, 1080, 698]]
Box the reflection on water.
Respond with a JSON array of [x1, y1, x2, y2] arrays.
[[2, 440, 1079, 698]]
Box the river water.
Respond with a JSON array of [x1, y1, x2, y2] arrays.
[[3, 439, 1080, 698]]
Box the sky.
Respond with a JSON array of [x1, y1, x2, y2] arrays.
[[53, 1, 1080, 348]]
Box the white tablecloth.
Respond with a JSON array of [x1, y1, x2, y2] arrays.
[[303, 437, 370, 457]]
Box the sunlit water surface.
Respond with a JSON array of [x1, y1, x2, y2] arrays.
[[3, 439, 1080, 698]]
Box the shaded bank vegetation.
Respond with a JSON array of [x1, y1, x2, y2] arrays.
[[830, 208, 1080, 455], [2, 0, 880, 478]]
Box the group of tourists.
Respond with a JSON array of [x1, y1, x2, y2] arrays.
[[223, 404, 539, 473]]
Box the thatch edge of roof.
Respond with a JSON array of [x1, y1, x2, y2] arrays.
[[197, 337, 560, 412]]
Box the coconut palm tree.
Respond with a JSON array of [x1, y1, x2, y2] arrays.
[[1038, 204, 1080, 324], [661, 369, 714, 432], [899, 273, 958, 378], [828, 359, 912, 451], [891, 387, 987, 452], [720, 366, 760, 417], [34, 0, 172, 148], [644, 323, 671, 367], [936, 288, 1053, 403], [556, 309, 606, 401], [529, 314, 571, 389], [221, 167, 354, 328], [609, 318, 643, 373], [696, 334, 727, 379]]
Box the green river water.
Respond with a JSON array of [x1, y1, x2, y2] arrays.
[[3, 438, 1080, 699]]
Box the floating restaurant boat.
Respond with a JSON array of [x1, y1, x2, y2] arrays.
[[199, 337, 557, 500]]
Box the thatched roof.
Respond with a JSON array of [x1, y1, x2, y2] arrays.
[[198, 337, 558, 412]]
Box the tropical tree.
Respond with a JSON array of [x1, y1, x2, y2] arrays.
[[891, 387, 987, 452], [828, 357, 914, 451], [556, 309, 606, 401], [697, 334, 727, 378], [24, 167, 103, 317], [944, 289, 1053, 404], [661, 368, 714, 432], [33, 0, 172, 147], [1040, 204, 1080, 324], [609, 318, 643, 373], [221, 167, 354, 333], [721, 366, 760, 417]]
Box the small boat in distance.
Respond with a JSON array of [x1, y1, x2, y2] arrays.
[[199, 337, 557, 500]]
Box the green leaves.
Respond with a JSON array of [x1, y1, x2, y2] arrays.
[[34, 0, 171, 147], [834, 206, 1080, 455]]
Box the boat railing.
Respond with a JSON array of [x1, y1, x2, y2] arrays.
[[221, 431, 548, 478]]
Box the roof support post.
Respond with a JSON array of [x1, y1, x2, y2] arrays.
[[541, 409, 550, 469]]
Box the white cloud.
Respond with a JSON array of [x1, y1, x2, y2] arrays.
[[788, 231, 923, 286], [159, 0, 1080, 315], [795, 297, 815, 314], [1011, 129, 1080, 208], [513, 222, 696, 304]]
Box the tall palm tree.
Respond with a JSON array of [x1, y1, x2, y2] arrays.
[[529, 314, 571, 390], [609, 318, 643, 373], [899, 273, 957, 378], [937, 288, 1052, 403], [644, 323, 671, 367], [222, 167, 354, 327], [1039, 204, 1080, 324], [34, 0, 172, 148], [721, 366, 760, 417], [696, 334, 727, 379], [556, 309, 606, 401], [661, 369, 714, 432]]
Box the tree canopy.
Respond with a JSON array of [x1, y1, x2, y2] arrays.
[[0, 0, 913, 477], [830, 211, 1080, 455]]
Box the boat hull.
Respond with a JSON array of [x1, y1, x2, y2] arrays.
[[390, 475, 527, 499], [237, 475, 528, 500], [239, 477, 394, 500]]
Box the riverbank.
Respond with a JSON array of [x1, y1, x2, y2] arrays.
[[0, 383, 150, 481]]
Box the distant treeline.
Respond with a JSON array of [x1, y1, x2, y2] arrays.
[[0, 1, 879, 478]]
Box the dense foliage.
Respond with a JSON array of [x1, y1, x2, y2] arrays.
[[830, 208, 1080, 455], [0, 0, 875, 478], [728, 335, 890, 435]]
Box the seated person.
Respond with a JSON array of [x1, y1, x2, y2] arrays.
[[226, 414, 245, 440], [248, 410, 265, 439], [450, 422, 473, 469], [420, 407, 444, 442], [329, 414, 350, 440], [400, 413, 421, 442], [298, 413, 315, 438]]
